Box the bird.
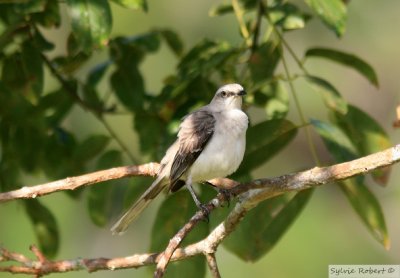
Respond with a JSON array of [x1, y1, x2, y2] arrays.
[[111, 83, 248, 234]]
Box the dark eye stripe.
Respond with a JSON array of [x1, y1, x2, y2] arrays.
[[220, 91, 234, 98]]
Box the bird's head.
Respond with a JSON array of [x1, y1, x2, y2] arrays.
[[211, 83, 246, 110]]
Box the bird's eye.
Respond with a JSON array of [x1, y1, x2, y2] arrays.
[[220, 91, 227, 98]]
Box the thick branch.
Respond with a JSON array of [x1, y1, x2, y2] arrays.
[[232, 144, 400, 203], [0, 144, 399, 276], [1, 145, 398, 203]]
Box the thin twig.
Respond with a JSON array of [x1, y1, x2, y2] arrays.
[[40, 53, 96, 113], [154, 213, 204, 277], [263, 2, 319, 165], [280, 52, 320, 164], [30, 245, 47, 264], [232, 0, 252, 47], [205, 253, 221, 278], [97, 116, 139, 164], [263, 2, 309, 74], [250, 0, 265, 52]]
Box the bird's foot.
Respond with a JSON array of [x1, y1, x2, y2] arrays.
[[218, 188, 232, 207], [198, 203, 211, 223], [186, 182, 211, 222]]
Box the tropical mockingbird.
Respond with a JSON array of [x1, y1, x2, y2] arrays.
[[111, 83, 248, 234]]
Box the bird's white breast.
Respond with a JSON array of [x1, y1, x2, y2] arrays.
[[189, 109, 248, 181]]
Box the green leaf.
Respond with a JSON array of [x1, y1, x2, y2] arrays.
[[40, 87, 74, 126], [150, 191, 207, 278], [304, 75, 347, 114], [124, 32, 161, 53], [340, 179, 390, 249], [160, 29, 184, 56], [331, 105, 391, 185], [52, 53, 89, 74], [87, 150, 122, 227], [249, 41, 281, 84], [312, 119, 389, 248], [110, 64, 145, 111], [224, 190, 313, 261], [311, 119, 356, 162], [14, 126, 44, 173], [305, 48, 379, 87], [234, 119, 297, 177], [50, 34, 90, 74], [304, 0, 347, 36], [32, 28, 55, 51], [269, 2, 311, 31], [24, 199, 59, 258], [66, 0, 112, 52], [178, 39, 237, 80], [133, 112, 164, 156], [13, 0, 47, 14], [42, 127, 78, 180], [82, 84, 103, 109], [209, 4, 233, 17], [31, 0, 61, 28], [1, 42, 44, 104], [21, 42, 44, 98], [87, 61, 111, 87], [109, 37, 146, 64], [111, 0, 148, 11], [73, 134, 110, 162], [252, 81, 289, 119], [239, 0, 258, 10]]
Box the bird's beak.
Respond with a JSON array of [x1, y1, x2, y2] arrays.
[[237, 90, 246, 96]]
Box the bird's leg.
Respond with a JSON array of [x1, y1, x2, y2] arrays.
[[187, 183, 202, 208], [186, 176, 210, 221]]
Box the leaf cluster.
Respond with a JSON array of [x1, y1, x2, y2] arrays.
[[0, 0, 392, 275]]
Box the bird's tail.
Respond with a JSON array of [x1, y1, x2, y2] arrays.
[[111, 175, 168, 235]]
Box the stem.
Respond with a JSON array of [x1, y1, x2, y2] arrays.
[[262, 2, 320, 164], [274, 29, 309, 75], [232, 0, 252, 47], [281, 52, 320, 165], [263, 1, 307, 73], [205, 253, 221, 278], [250, 0, 264, 52], [98, 116, 138, 164]]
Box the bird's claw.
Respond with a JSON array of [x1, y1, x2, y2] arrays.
[[198, 203, 210, 223], [218, 188, 232, 207]]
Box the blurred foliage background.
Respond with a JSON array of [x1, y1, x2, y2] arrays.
[[0, 0, 399, 277]]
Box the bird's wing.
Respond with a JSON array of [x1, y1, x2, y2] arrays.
[[169, 108, 216, 192]]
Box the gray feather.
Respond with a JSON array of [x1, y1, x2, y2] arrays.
[[169, 109, 215, 191], [111, 175, 167, 235]]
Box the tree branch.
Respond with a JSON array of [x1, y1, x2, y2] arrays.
[[205, 253, 221, 278], [154, 191, 230, 278], [0, 144, 399, 276], [0, 163, 159, 203]]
